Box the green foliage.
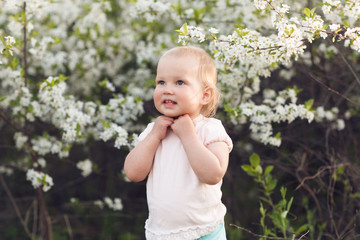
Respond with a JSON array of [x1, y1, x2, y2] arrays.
[[235, 28, 249, 38], [176, 22, 188, 36], [242, 153, 306, 239], [242, 153, 277, 195], [41, 74, 68, 89], [304, 99, 314, 110], [302, 7, 317, 18]]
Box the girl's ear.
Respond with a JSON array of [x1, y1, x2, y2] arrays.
[[201, 87, 213, 106]]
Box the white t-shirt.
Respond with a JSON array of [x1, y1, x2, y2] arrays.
[[138, 115, 233, 240]]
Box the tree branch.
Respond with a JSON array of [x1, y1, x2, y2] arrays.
[[0, 173, 33, 238], [23, 1, 28, 86], [308, 72, 360, 107], [230, 224, 310, 240], [64, 214, 74, 240]]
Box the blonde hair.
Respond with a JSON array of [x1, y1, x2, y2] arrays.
[[159, 46, 219, 117]]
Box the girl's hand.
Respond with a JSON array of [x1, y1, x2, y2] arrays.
[[124, 115, 173, 182], [171, 114, 196, 140], [150, 115, 174, 141], [172, 114, 230, 185]]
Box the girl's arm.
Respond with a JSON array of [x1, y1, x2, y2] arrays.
[[171, 114, 229, 185], [124, 116, 173, 182]]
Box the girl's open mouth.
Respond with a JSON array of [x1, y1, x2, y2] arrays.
[[163, 100, 176, 104]]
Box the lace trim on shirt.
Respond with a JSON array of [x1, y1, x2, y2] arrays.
[[205, 139, 232, 152], [145, 220, 223, 240]]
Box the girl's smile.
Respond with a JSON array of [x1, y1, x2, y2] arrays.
[[163, 99, 177, 106]]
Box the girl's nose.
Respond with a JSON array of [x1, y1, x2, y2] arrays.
[[163, 85, 174, 94]]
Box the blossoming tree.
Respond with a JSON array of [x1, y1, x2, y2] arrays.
[[0, 0, 359, 239]]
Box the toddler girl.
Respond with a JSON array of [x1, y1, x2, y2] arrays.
[[124, 46, 232, 239]]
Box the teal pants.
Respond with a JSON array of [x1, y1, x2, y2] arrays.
[[197, 222, 226, 240]]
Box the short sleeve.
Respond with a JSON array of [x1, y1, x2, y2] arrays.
[[197, 118, 233, 152], [138, 122, 155, 142]]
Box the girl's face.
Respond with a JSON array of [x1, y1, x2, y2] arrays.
[[154, 54, 209, 119]]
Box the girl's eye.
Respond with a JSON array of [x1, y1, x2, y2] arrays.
[[157, 80, 165, 85], [176, 80, 185, 85]]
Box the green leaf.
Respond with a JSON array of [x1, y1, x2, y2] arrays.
[[98, 78, 108, 88], [284, 26, 295, 36], [178, 23, 188, 35], [310, 7, 316, 17], [92, 163, 99, 173], [10, 57, 19, 69], [264, 165, 274, 175], [281, 210, 288, 219], [255, 165, 263, 175], [53, 36, 62, 44], [75, 123, 81, 132], [0, 35, 5, 45], [171, 2, 181, 14], [193, 8, 205, 21], [21, 10, 26, 22], [304, 99, 314, 110], [58, 74, 68, 82], [31, 30, 39, 37], [264, 172, 272, 183], [235, 28, 249, 37], [336, 165, 345, 174], [343, 19, 349, 28], [241, 164, 252, 173], [259, 196, 272, 205], [101, 119, 110, 128], [268, 179, 277, 191], [302, 8, 311, 18], [259, 202, 266, 228], [287, 197, 294, 212], [250, 153, 260, 167], [350, 192, 360, 199], [259, 202, 266, 216], [274, 132, 281, 140], [27, 104, 34, 113], [280, 186, 287, 199], [295, 224, 309, 233]]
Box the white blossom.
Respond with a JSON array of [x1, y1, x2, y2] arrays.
[[333, 119, 345, 131], [104, 197, 123, 211], [94, 200, 104, 209], [31, 137, 52, 156], [0, 166, 14, 176], [130, 0, 171, 22], [76, 159, 93, 177], [94, 197, 123, 211], [14, 132, 28, 149], [209, 27, 219, 35], [33, 158, 46, 168], [26, 169, 54, 192], [4, 36, 16, 45], [329, 24, 341, 32], [254, 0, 268, 11]]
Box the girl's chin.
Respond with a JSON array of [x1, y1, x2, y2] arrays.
[[163, 114, 181, 118], [158, 110, 181, 118]]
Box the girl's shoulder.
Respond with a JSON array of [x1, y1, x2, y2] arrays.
[[138, 121, 155, 141], [196, 116, 233, 151], [196, 116, 225, 129]]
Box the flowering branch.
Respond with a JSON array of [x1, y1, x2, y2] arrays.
[[23, 2, 28, 86]]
